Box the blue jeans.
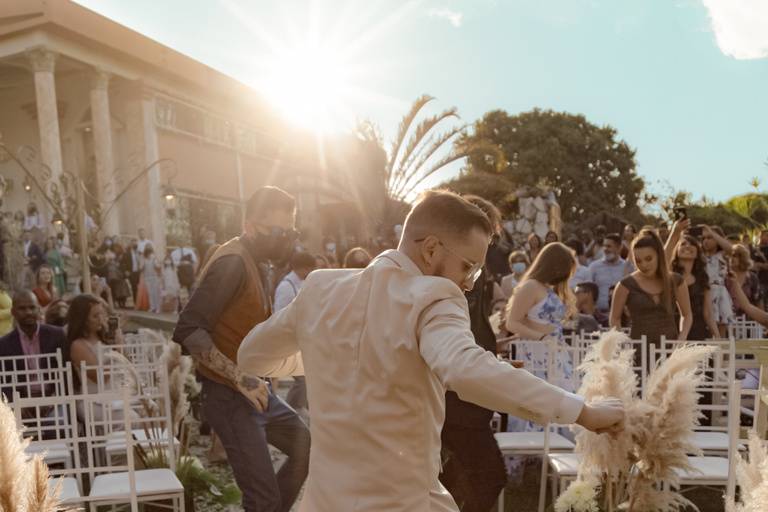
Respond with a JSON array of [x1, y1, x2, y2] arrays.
[[201, 377, 310, 512]]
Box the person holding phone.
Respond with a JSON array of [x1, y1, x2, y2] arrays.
[[666, 218, 733, 336]]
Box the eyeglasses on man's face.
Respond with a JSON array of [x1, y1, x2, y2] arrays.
[[414, 237, 483, 286]]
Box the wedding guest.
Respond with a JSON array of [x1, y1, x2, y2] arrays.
[[729, 244, 761, 318], [500, 251, 529, 299], [588, 233, 631, 314], [671, 235, 719, 340], [544, 230, 559, 245], [565, 238, 591, 288], [32, 265, 58, 308], [343, 247, 372, 269], [0, 290, 66, 400], [620, 223, 637, 260], [141, 244, 163, 314], [504, 242, 576, 393], [611, 229, 692, 359], [0, 281, 12, 336], [43, 237, 67, 297], [526, 232, 542, 262]]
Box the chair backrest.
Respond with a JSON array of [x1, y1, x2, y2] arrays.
[[566, 333, 647, 395], [78, 361, 177, 470], [0, 349, 69, 401], [728, 316, 765, 340], [11, 378, 84, 493], [95, 341, 165, 367], [651, 338, 737, 434], [726, 380, 743, 502]]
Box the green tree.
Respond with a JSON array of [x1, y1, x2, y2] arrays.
[[454, 109, 645, 225], [385, 95, 468, 202]]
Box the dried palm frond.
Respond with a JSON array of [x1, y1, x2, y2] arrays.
[[727, 431, 768, 512], [0, 397, 30, 512]]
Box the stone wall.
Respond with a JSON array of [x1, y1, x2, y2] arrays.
[[502, 191, 561, 246]]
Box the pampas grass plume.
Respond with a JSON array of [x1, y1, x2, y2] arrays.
[[728, 432, 768, 512], [0, 397, 30, 512]]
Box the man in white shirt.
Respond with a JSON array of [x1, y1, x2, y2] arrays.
[[238, 190, 624, 512], [273, 252, 317, 312], [273, 251, 317, 412]]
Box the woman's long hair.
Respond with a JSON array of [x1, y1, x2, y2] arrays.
[[519, 241, 577, 318], [64, 294, 103, 365], [671, 235, 710, 291], [633, 229, 674, 314], [35, 264, 55, 296]]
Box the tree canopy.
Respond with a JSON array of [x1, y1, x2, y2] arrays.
[[445, 108, 646, 225]]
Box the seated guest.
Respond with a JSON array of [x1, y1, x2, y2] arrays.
[[565, 238, 592, 289], [575, 281, 609, 327], [0, 290, 66, 400]]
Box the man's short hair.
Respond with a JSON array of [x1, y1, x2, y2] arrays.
[[575, 281, 599, 303], [290, 251, 317, 271], [403, 190, 493, 241], [565, 238, 584, 257], [604, 233, 622, 246], [245, 186, 296, 220], [462, 195, 501, 231]]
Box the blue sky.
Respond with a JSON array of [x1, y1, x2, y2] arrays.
[[75, 0, 768, 203]]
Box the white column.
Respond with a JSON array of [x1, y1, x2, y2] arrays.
[[90, 68, 120, 235], [141, 92, 166, 256], [28, 48, 64, 185]]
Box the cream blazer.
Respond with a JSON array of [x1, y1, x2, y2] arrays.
[[238, 250, 583, 512]]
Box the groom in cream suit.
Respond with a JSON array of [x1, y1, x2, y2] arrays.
[[238, 190, 624, 511]]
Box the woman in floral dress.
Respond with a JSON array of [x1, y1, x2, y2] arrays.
[[504, 242, 576, 432]]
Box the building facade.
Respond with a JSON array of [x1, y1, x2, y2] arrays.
[[0, 0, 385, 257]]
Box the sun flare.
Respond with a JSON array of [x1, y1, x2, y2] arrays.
[[261, 45, 353, 134]]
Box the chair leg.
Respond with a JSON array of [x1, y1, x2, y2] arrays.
[[538, 455, 549, 512]]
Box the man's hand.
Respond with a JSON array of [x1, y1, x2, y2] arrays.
[[236, 371, 269, 413], [575, 398, 625, 435]]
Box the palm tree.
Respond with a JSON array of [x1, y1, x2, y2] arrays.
[[385, 95, 467, 202]]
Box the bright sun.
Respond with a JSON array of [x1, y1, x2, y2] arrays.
[[261, 45, 352, 134]]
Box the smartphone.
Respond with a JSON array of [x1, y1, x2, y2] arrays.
[[673, 206, 688, 221], [688, 225, 703, 238], [106, 316, 119, 342]]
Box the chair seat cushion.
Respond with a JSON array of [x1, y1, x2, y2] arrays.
[[548, 452, 582, 475], [50, 477, 81, 503], [676, 456, 729, 480], [89, 468, 183, 499], [494, 432, 575, 452]]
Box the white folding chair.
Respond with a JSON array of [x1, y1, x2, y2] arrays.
[[79, 385, 184, 511], [11, 387, 84, 506], [78, 360, 180, 465], [96, 340, 166, 368], [496, 337, 575, 512], [673, 380, 742, 500], [0, 349, 69, 401]]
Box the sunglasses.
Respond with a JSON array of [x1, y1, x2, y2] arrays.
[[414, 237, 483, 285], [269, 227, 300, 241]]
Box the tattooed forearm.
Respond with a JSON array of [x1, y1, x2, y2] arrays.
[[193, 346, 239, 385]]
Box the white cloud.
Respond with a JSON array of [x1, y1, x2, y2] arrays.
[[701, 0, 768, 59], [428, 7, 463, 27]]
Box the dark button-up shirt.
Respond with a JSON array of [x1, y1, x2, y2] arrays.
[[172, 236, 275, 354]]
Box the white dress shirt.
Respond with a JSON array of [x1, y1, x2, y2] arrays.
[[273, 271, 304, 312], [238, 249, 583, 512]]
